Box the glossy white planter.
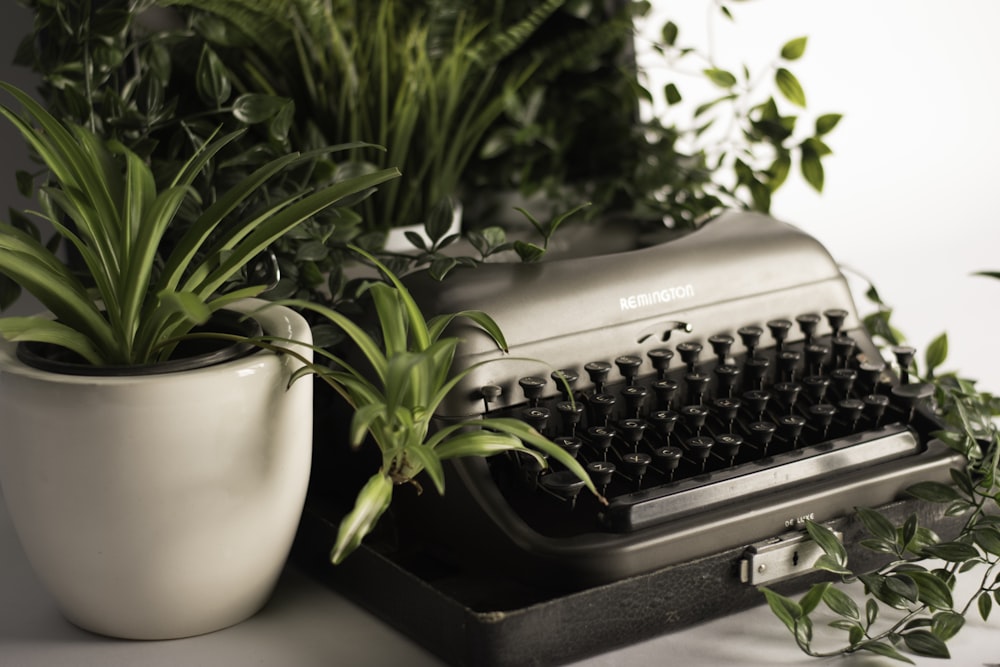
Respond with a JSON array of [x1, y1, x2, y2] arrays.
[[0, 299, 313, 639]]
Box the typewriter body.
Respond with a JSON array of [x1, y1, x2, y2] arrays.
[[394, 210, 962, 590]]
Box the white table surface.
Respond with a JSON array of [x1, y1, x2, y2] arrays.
[[2, 489, 997, 667]]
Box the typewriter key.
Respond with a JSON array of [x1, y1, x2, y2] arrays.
[[685, 436, 714, 472], [551, 369, 579, 400], [653, 379, 679, 409], [862, 393, 890, 425], [653, 446, 683, 480], [540, 470, 586, 508], [676, 342, 703, 372], [588, 393, 616, 426], [521, 407, 551, 435], [614, 355, 643, 385], [708, 334, 735, 365], [618, 418, 647, 451], [621, 385, 648, 417], [742, 389, 771, 421], [586, 461, 616, 492], [553, 435, 583, 459], [621, 451, 653, 486], [829, 368, 858, 399], [713, 364, 740, 398], [584, 361, 613, 393], [802, 375, 830, 403], [738, 326, 764, 359], [804, 344, 830, 375], [796, 313, 821, 344], [647, 348, 674, 379], [713, 433, 743, 465], [776, 414, 806, 447], [823, 308, 849, 337], [680, 404, 709, 434], [748, 421, 777, 454], [773, 381, 801, 413], [518, 376, 547, 406], [777, 350, 801, 382], [744, 357, 770, 390], [838, 398, 864, 430], [807, 403, 837, 438], [767, 319, 793, 352], [831, 335, 856, 368], [711, 397, 741, 428], [556, 400, 584, 435], [649, 410, 680, 443], [685, 372, 710, 405], [891, 345, 917, 384], [586, 425, 615, 458]]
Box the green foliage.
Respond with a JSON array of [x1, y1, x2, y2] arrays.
[[246, 246, 601, 564], [762, 282, 1000, 662], [0, 81, 398, 365]]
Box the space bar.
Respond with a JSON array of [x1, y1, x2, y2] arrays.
[[601, 423, 921, 532]]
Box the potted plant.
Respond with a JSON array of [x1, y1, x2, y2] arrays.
[[0, 81, 399, 639]]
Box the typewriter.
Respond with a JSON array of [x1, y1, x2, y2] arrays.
[[393, 210, 964, 591]]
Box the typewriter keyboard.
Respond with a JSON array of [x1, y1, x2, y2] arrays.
[[479, 310, 935, 537]]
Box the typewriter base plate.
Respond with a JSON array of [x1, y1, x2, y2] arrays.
[[291, 497, 965, 667]]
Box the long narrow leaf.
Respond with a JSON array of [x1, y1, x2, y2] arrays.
[[0, 316, 104, 365]]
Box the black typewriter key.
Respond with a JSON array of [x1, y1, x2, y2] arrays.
[[744, 357, 770, 390], [891, 345, 917, 384], [838, 398, 864, 430], [831, 335, 856, 368], [479, 384, 502, 413], [777, 350, 801, 382], [802, 375, 830, 403], [776, 414, 806, 447], [713, 364, 741, 398], [708, 334, 735, 365], [621, 385, 648, 417], [891, 382, 934, 421], [748, 421, 777, 455], [586, 460, 616, 492], [553, 435, 584, 459], [685, 372, 710, 404], [767, 319, 793, 353], [773, 381, 801, 413], [521, 406, 551, 434], [681, 404, 709, 434], [685, 436, 714, 472], [830, 368, 857, 399], [551, 369, 579, 400], [862, 393, 890, 425], [647, 348, 674, 379], [584, 361, 613, 393], [796, 313, 821, 344], [742, 389, 771, 421], [540, 470, 587, 508], [588, 393, 616, 425], [654, 446, 683, 480], [586, 425, 615, 458], [677, 342, 703, 372], [807, 403, 837, 438], [516, 450, 547, 488], [556, 400, 584, 435], [618, 418, 647, 451], [615, 355, 644, 385], [518, 376, 547, 406], [738, 325, 764, 359], [858, 360, 887, 392], [649, 410, 680, 443], [824, 308, 849, 337], [653, 379, 679, 409], [804, 344, 829, 375], [713, 433, 743, 466], [712, 397, 741, 429], [621, 451, 652, 486]]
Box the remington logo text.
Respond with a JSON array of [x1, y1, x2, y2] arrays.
[[620, 285, 695, 311]]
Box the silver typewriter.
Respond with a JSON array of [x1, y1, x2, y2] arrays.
[[398, 210, 962, 590]]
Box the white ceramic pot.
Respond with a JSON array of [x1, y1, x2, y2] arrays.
[[0, 299, 313, 639]]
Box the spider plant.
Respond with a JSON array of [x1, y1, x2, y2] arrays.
[[0, 81, 399, 366], [252, 246, 602, 564]]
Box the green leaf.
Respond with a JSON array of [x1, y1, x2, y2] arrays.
[[857, 506, 898, 543], [231, 93, 287, 124], [800, 144, 825, 192], [907, 480, 960, 503], [920, 541, 979, 563], [703, 68, 738, 88], [513, 240, 546, 263], [902, 630, 950, 659], [822, 585, 859, 619], [979, 592, 992, 621], [195, 45, 231, 107], [780, 36, 808, 60], [330, 472, 393, 564], [761, 587, 802, 635], [908, 570, 955, 609], [798, 582, 830, 615], [775, 68, 806, 107], [884, 574, 919, 603], [661, 20, 678, 46], [859, 640, 915, 663], [931, 611, 965, 641], [924, 332, 948, 376], [664, 83, 682, 105], [816, 113, 843, 135], [805, 520, 848, 567]]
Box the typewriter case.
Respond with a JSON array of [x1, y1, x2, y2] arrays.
[[294, 211, 965, 666]]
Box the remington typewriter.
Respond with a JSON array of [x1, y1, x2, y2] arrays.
[[391, 210, 963, 590], [296, 210, 965, 666]]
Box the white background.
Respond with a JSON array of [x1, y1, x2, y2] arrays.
[[637, 0, 1000, 395]]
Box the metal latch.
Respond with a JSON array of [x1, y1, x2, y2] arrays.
[[739, 528, 843, 586]]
